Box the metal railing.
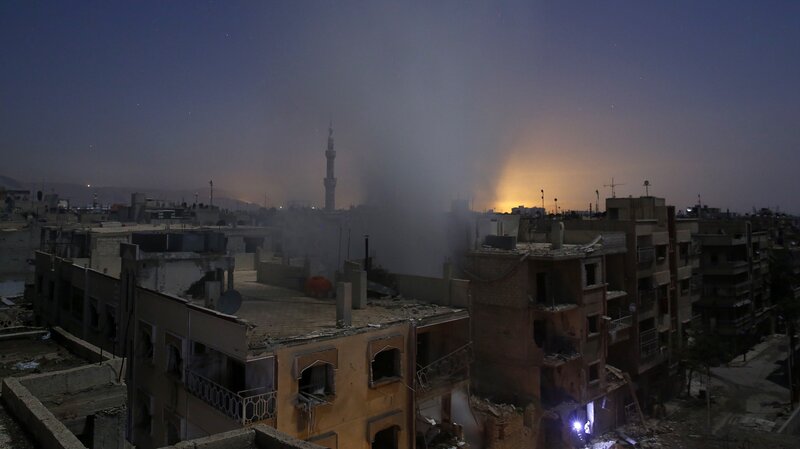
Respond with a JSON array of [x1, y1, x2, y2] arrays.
[[638, 247, 655, 267], [185, 369, 276, 425], [639, 328, 659, 360], [609, 315, 633, 332], [415, 343, 472, 394]]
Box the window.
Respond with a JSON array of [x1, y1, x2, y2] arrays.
[[136, 389, 153, 437], [588, 364, 600, 383], [656, 245, 667, 262], [71, 287, 84, 319], [371, 348, 401, 385], [106, 306, 117, 340], [89, 299, 99, 329], [299, 363, 334, 402], [372, 426, 399, 449], [536, 272, 548, 303], [587, 315, 599, 335], [584, 263, 598, 287], [164, 410, 184, 445], [165, 333, 184, 380], [138, 321, 155, 363]]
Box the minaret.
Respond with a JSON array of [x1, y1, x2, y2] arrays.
[[323, 122, 337, 211]]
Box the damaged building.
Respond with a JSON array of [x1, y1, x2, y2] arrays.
[[464, 223, 629, 448]]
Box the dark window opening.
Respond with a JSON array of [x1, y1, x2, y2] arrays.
[[135, 391, 152, 436], [656, 245, 667, 262], [71, 287, 84, 320], [416, 332, 431, 367], [587, 315, 599, 334], [372, 426, 399, 449], [106, 307, 117, 340], [536, 272, 548, 303], [299, 363, 334, 402], [371, 349, 401, 384], [138, 322, 154, 362], [166, 334, 184, 379], [533, 320, 546, 347], [89, 299, 99, 329], [589, 364, 600, 382], [585, 263, 598, 287]]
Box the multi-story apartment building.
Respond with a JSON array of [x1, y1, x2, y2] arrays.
[[695, 217, 773, 344], [33, 242, 471, 449], [464, 225, 628, 448], [562, 196, 698, 406]]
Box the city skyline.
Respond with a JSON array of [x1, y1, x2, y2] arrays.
[[1, 1, 799, 214]]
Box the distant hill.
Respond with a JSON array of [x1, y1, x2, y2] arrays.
[[0, 175, 25, 190], [0, 174, 260, 211]]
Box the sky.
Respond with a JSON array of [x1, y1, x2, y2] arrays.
[[1, 1, 799, 214]]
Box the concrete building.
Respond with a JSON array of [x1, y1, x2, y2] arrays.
[[695, 217, 773, 343], [556, 196, 699, 409], [463, 226, 628, 448]]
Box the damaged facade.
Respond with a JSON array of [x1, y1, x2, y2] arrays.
[[464, 224, 629, 448]]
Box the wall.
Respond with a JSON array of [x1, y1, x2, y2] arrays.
[[1, 359, 125, 449], [256, 261, 308, 291], [235, 253, 256, 271]]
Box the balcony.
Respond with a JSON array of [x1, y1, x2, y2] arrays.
[[608, 315, 633, 344], [542, 335, 581, 367], [415, 343, 472, 397], [639, 328, 659, 360], [638, 247, 655, 268], [185, 369, 276, 425]]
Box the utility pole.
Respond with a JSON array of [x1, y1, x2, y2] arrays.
[[541, 189, 545, 214], [209, 180, 214, 206], [595, 189, 600, 215]]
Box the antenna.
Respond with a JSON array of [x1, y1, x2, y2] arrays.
[[604, 177, 625, 198], [554, 198, 558, 216], [643, 180, 651, 196], [541, 189, 545, 213], [209, 180, 214, 206]]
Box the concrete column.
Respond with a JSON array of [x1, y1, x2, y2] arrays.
[[336, 282, 352, 328], [227, 268, 234, 292], [352, 270, 367, 310]]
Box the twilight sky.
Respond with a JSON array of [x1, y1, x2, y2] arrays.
[[1, 1, 799, 213]]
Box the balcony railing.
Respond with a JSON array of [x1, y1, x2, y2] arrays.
[[610, 315, 633, 332], [415, 343, 472, 394], [186, 369, 276, 425], [639, 328, 659, 360], [638, 247, 655, 267]]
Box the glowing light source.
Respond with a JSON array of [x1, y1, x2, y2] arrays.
[[572, 421, 582, 433]]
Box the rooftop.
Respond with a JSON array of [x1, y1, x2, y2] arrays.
[[231, 271, 467, 351], [473, 239, 622, 260]]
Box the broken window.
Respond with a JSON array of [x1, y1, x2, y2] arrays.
[[165, 332, 184, 380], [136, 389, 153, 437], [588, 364, 600, 383], [89, 298, 99, 329], [372, 426, 399, 449], [584, 263, 598, 287], [138, 321, 155, 363], [587, 315, 599, 335], [371, 348, 401, 384], [299, 363, 334, 403]]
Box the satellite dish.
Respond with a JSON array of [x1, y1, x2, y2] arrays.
[[218, 289, 242, 315]]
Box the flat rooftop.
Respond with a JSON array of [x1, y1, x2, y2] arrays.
[[473, 241, 616, 260], [232, 271, 467, 351]]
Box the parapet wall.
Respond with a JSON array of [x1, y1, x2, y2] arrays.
[[256, 261, 307, 290], [163, 424, 324, 449], [1, 358, 124, 449], [395, 274, 470, 307]]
